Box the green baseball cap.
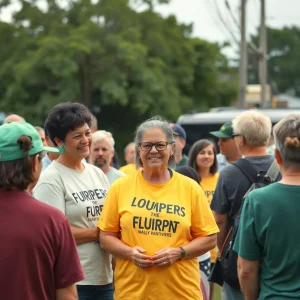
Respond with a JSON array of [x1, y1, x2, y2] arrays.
[[0, 121, 59, 162], [210, 121, 234, 138]]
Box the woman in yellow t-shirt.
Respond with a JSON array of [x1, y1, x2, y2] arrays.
[[98, 117, 219, 300], [189, 139, 219, 300]]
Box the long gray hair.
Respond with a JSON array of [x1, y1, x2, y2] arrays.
[[134, 116, 176, 169]]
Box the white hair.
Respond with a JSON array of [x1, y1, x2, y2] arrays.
[[232, 110, 271, 147], [92, 130, 115, 149]]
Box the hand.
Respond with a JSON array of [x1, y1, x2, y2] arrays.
[[129, 246, 154, 269], [152, 248, 181, 267]]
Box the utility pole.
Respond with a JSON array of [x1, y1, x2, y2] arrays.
[[259, 0, 267, 108], [238, 0, 247, 109]]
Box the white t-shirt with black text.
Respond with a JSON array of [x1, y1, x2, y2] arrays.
[[33, 161, 112, 286]]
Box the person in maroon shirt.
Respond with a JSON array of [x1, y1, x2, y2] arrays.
[[0, 121, 85, 300]]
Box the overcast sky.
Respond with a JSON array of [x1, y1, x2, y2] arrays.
[[1, 0, 299, 58], [155, 0, 300, 58]]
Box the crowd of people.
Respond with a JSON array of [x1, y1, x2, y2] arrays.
[[1, 102, 300, 300]]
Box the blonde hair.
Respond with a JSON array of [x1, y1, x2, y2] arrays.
[[273, 113, 300, 167], [232, 110, 271, 146]]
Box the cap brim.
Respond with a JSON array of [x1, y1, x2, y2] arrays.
[[210, 131, 232, 138], [42, 146, 59, 153]]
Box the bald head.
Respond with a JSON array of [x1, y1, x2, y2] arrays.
[[4, 114, 25, 123]]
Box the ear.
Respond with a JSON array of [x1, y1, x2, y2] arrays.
[[274, 148, 282, 165], [32, 154, 40, 172], [181, 138, 186, 148], [240, 136, 246, 146], [54, 137, 62, 147], [171, 142, 176, 155]]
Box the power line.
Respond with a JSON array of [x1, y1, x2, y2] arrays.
[[209, 0, 240, 48], [204, 0, 239, 48], [224, 0, 260, 54]]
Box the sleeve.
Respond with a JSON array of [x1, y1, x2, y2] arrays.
[[33, 182, 66, 214], [55, 217, 85, 288], [98, 183, 120, 232], [191, 184, 219, 238], [210, 170, 231, 214], [233, 196, 260, 261]]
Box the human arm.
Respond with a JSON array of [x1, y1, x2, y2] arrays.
[[213, 211, 228, 250], [237, 256, 259, 300], [56, 284, 78, 300], [34, 178, 98, 245], [233, 195, 261, 300], [100, 231, 153, 268], [153, 182, 219, 266], [210, 171, 231, 250], [152, 234, 217, 266], [55, 217, 85, 294], [71, 226, 99, 245]]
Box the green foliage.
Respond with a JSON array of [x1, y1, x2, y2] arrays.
[[0, 0, 237, 156], [249, 26, 300, 96]]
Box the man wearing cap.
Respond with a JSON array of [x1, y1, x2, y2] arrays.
[[0, 121, 84, 300], [170, 123, 189, 168], [210, 121, 241, 171]]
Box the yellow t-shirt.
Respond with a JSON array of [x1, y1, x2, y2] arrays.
[[119, 164, 137, 175], [98, 169, 219, 300], [200, 173, 219, 263]]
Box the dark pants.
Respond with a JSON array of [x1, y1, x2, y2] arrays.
[[77, 283, 114, 300]]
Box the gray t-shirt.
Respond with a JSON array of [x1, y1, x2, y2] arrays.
[[106, 167, 125, 185], [211, 155, 276, 224], [33, 161, 113, 286]]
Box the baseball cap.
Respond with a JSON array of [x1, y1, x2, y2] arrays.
[[170, 123, 186, 140], [0, 122, 59, 162], [210, 121, 234, 138]]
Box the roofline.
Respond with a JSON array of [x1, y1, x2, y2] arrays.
[[177, 109, 300, 125]]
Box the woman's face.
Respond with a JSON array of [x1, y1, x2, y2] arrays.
[[139, 128, 174, 171], [61, 123, 92, 159], [196, 144, 215, 171]]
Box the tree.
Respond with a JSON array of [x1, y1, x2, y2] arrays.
[[0, 0, 237, 159], [249, 26, 300, 96]]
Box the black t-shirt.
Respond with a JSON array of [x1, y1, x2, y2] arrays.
[[211, 155, 277, 225], [0, 190, 84, 300]]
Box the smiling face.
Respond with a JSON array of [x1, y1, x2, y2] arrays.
[[139, 127, 175, 171], [196, 144, 215, 171], [57, 123, 92, 160], [90, 139, 114, 172]]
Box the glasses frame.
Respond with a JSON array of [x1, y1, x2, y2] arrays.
[[232, 134, 241, 138], [139, 141, 174, 152]]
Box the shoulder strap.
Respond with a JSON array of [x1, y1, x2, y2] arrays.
[[232, 159, 258, 184], [266, 160, 280, 182]]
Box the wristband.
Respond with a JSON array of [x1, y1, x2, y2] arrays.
[[179, 246, 186, 260]]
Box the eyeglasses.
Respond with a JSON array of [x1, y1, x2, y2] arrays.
[[139, 141, 174, 152], [232, 134, 241, 138]]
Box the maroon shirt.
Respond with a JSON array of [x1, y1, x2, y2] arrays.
[[0, 190, 84, 300]]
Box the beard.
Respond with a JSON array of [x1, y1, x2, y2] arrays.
[[94, 158, 108, 168]]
